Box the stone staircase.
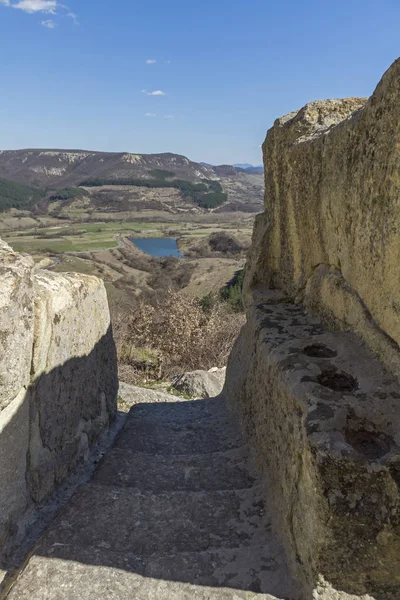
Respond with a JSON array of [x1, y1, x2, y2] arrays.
[[6, 391, 297, 599]]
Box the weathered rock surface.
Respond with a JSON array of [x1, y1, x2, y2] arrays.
[[0, 239, 118, 563], [0, 239, 34, 412], [119, 381, 187, 406], [225, 289, 400, 598], [225, 59, 400, 600], [172, 367, 226, 398], [245, 60, 400, 376], [0, 240, 34, 556], [28, 270, 118, 503]]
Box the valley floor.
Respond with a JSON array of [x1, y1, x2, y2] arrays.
[[0, 212, 253, 301]]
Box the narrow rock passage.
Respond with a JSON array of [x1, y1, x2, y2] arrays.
[[7, 390, 297, 599]]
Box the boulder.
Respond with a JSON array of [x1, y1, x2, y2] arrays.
[[119, 382, 188, 408], [172, 368, 226, 399]]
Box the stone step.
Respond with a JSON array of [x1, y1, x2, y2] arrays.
[[38, 483, 268, 557], [5, 390, 299, 600], [7, 551, 284, 600], [142, 543, 295, 597], [125, 394, 228, 425], [10, 541, 295, 598], [93, 447, 257, 492], [115, 414, 245, 455]]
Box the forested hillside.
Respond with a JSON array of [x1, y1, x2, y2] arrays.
[[0, 177, 45, 211]]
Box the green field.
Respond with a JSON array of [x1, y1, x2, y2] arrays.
[[3, 221, 172, 253]]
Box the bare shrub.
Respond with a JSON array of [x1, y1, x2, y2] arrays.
[[209, 232, 242, 254], [111, 248, 196, 290], [148, 257, 195, 291], [114, 288, 244, 384]]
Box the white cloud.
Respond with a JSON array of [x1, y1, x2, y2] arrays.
[[67, 10, 78, 23], [41, 17, 55, 26], [145, 112, 156, 117], [1, 0, 79, 25], [146, 59, 156, 64], [13, 0, 57, 13], [163, 115, 174, 119], [141, 89, 166, 96]]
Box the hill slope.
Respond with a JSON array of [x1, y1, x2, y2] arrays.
[[233, 163, 264, 174], [0, 177, 46, 211], [0, 150, 264, 212]]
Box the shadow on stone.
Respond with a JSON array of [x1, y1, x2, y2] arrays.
[[317, 369, 358, 392], [302, 344, 338, 358], [4, 393, 298, 599], [345, 427, 393, 460], [0, 327, 118, 580]]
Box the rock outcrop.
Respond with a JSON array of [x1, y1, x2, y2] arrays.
[[245, 62, 400, 376], [225, 59, 400, 599], [172, 367, 226, 399], [0, 239, 117, 562]]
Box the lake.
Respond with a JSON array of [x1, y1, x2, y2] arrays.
[[130, 237, 182, 258]]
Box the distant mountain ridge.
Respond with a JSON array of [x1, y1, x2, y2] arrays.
[[0, 150, 216, 188], [233, 163, 264, 174], [0, 149, 264, 187], [201, 161, 263, 174], [0, 149, 265, 213], [233, 163, 255, 169]]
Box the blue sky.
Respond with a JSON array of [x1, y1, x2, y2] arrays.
[[0, 0, 399, 164]]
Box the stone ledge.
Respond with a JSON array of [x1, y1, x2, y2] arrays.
[[224, 288, 400, 599]]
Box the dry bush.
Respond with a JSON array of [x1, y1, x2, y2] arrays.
[[113, 288, 244, 384], [113, 248, 196, 290], [209, 232, 243, 254], [147, 257, 195, 290]]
